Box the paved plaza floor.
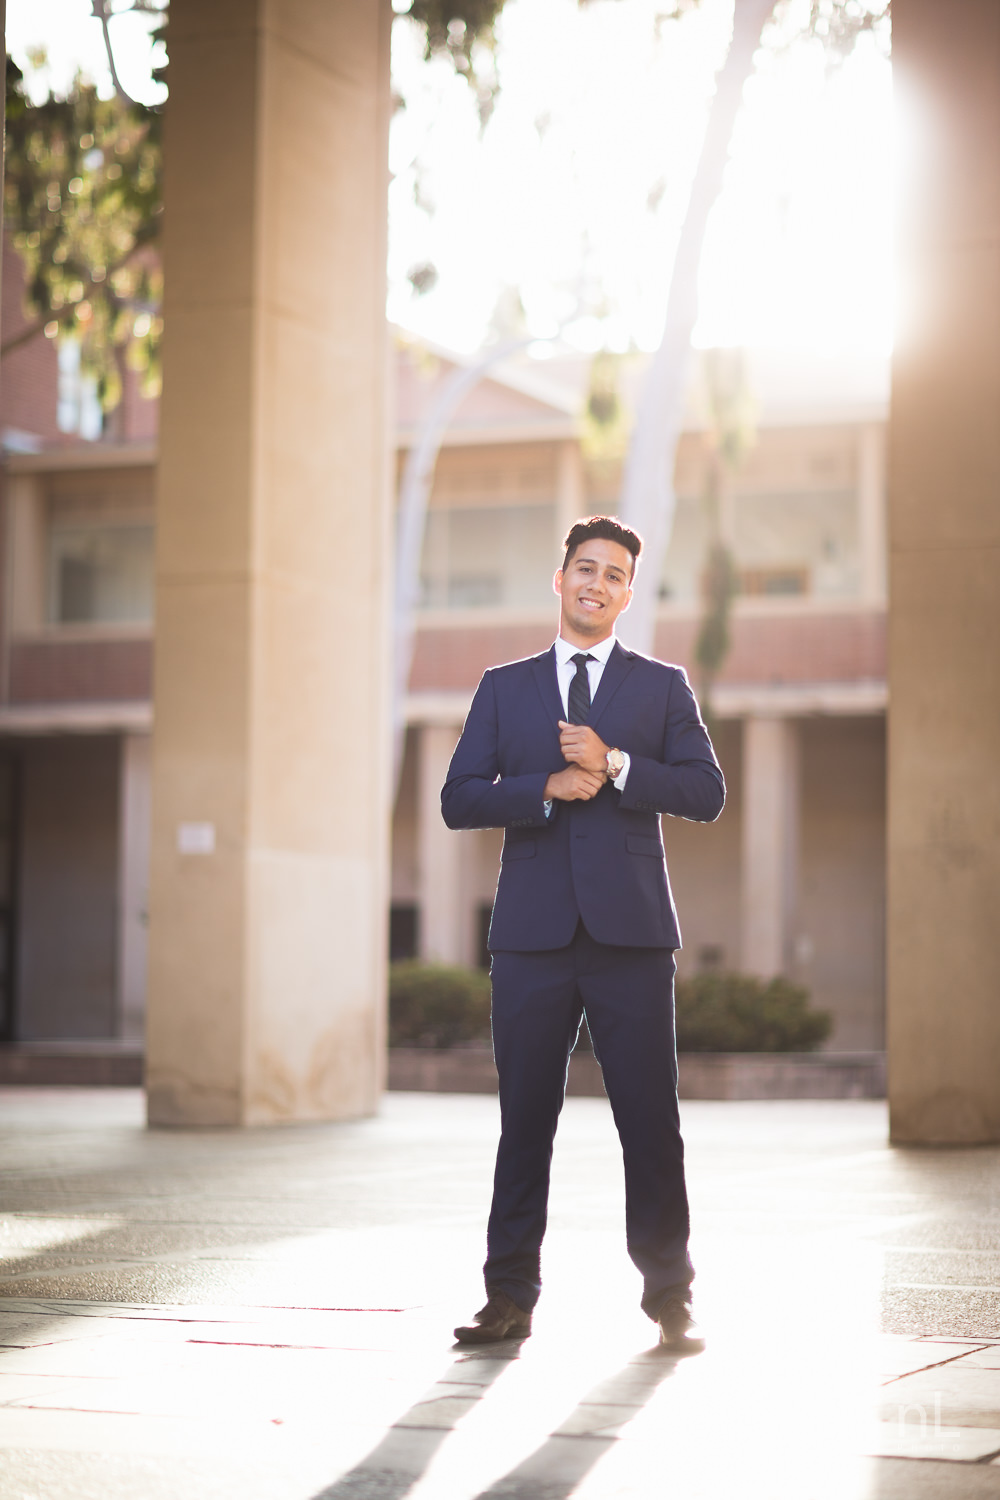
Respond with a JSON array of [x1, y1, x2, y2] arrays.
[[1, 1087, 999, 1500]]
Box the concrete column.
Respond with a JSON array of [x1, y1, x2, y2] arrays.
[[118, 733, 150, 1043], [5, 473, 45, 634], [555, 439, 585, 550], [417, 723, 465, 966], [146, 0, 392, 1125], [887, 1, 1000, 1143], [858, 423, 887, 605], [740, 715, 799, 978], [2, 473, 44, 703]]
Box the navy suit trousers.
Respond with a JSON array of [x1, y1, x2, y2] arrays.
[[485, 923, 694, 1318]]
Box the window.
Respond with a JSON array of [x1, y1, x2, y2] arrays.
[[735, 491, 859, 599], [420, 505, 555, 611], [390, 904, 419, 962], [57, 341, 103, 441], [738, 567, 808, 597], [660, 490, 860, 604], [48, 522, 155, 626], [659, 496, 710, 605]]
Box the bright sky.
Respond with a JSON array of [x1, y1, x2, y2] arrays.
[[6, 0, 893, 359]]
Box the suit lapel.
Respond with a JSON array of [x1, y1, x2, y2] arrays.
[[589, 641, 637, 733], [530, 647, 564, 732]]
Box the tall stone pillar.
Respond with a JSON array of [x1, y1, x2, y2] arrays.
[[417, 723, 465, 965], [555, 439, 585, 551], [146, 0, 392, 1125], [740, 715, 799, 978], [887, 1, 1000, 1143]]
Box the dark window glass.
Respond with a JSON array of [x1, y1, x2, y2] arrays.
[[389, 904, 419, 962]]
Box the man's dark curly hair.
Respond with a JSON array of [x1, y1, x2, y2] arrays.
[[562, 516, 643, 580]]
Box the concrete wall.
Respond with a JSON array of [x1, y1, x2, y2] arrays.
[[17, 736, 119, 1040]]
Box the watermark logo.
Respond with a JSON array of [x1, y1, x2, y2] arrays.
[[895, 1390, 943, 1442]]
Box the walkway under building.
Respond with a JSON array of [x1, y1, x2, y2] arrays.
[[1, 1087, 998, 1499]]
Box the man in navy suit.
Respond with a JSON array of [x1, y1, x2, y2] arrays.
[[442, 516, 725, 1351]]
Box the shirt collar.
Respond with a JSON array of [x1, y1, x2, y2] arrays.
[[554, 633, 617, 666]]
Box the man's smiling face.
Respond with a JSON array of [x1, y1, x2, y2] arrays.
[[554, 537, 634, 647]]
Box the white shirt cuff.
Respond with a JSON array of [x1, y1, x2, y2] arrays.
[[613, 752, 630, 790]]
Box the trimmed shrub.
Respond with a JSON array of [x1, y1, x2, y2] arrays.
[[388, 961, 492, 1050], [675, 972, 832, 1053]]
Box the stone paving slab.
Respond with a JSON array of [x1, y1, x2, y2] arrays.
[[879, 1366, 1000, 1429], [863, 1421, 1000, 1462], [873, 1339, 993, 1377], [955, 1348, 1000, 1371], [1, 1090, 1000, 1499], [861, 1463, 1000, 1500]]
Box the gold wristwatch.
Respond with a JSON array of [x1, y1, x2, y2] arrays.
[[606, 747, 625, 780]]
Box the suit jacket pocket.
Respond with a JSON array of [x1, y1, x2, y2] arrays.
[[502, 840, 537, 861], [626, 834, 664, 858]]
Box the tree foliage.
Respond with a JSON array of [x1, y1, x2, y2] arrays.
[[406, 0, 502, 125], [694, 539, 738, 714], [786, 0, 890, 62], [3, 55, 163, 410], [693, 347, 756, 718], [407, 0, 891, 124], [581, 348, 631, 470], [408, 0, 504, 61], [1, 0, 889, 422]]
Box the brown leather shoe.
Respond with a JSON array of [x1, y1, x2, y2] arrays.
[[454, 1289, 532, 1345], [656, 1297, 705, 1355]]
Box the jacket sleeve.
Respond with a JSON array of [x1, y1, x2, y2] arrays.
[[617, 667, 726, 822], [441, 672, 552, 831]]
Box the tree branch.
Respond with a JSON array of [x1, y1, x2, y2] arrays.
[[0, 219, 162, 361], [617, 0, 776, 653], [92, 0, 141, 108], [0, 302, 77, 360]]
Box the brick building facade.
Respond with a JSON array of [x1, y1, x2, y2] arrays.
[[0, 308, 888, 1054]]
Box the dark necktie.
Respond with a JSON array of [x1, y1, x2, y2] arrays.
[[568, 652, 594, 725]]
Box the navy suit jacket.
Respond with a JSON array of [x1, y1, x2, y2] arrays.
[[441, 642, 725, 952]]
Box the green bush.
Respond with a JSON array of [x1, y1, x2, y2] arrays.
[[388, 961, 492, 1050], [675, 972, 832, 1053]]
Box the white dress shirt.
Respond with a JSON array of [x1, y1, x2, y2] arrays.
[[544, 635, 630, 816]]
